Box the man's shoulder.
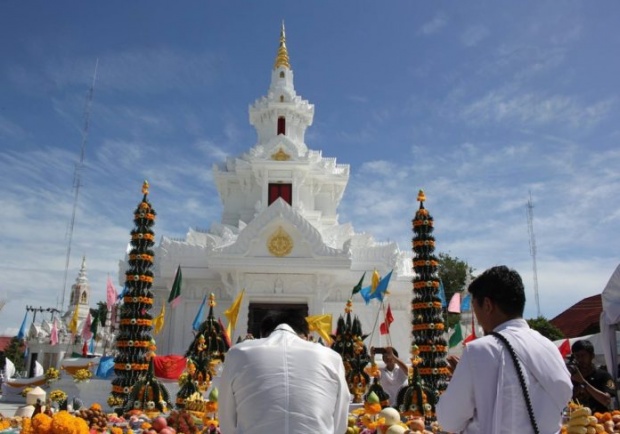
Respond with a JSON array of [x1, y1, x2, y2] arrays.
[[593, 367, 614, 381]]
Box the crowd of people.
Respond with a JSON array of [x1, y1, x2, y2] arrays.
[[213, 265, 614, 433]]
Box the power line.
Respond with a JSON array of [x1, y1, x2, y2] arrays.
[[526, 191, 541, 317], [58, 59, 98, 312]]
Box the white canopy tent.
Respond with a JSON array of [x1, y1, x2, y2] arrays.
[[599, 264, 620, 390], [553, 332, 620, 367]]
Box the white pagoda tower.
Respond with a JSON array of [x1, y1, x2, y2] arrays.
[[142, 24, 415, 356]]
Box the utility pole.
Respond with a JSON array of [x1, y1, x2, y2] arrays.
[[526, 191, 541, 317], [58, 59, 98, 312]]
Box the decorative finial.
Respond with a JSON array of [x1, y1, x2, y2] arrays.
[[273, 21, 291, 70], [142, 180, 150, 196], [417, 189, 426, 203], [345, 299, 353, 314]]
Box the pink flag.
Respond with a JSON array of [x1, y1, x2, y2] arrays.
[[82, 312, 93, 341], [106, 276, 118, 310], [50, 319, 59, 345], [447, 293, 461, 313]]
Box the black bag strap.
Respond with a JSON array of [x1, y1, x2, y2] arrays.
[[490, 331, 540, 434]]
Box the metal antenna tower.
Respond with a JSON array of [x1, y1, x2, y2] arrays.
[[58, 59, 98, 312], [526, 191, 541, 317]]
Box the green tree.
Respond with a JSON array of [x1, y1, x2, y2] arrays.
[[437, 253, 475, 330], [527, 316, 564, 341], [89, 301, 108, 327], [3, 336, 26, 373], [437, 252, 475, 303]]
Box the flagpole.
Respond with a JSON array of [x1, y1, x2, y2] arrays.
[[368, 301, 383, 349]]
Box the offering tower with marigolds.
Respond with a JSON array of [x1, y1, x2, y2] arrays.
[[399, 190, 450, 422], [176, 293, 230, 409], [109, 181, 163, 411], [331, 299, 372, 403]]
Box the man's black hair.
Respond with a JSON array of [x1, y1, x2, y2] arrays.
[[468, 265, 525, 317], [572, 339, 595, 356], [260, 310, 309, 338]]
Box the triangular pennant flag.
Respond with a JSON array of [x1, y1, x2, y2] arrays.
[[447, 293, 461, 313], [106, 276, 118, 310], [192, 295, 207, 332], [82, 312, 93, 341], [168, 265, 183, 307], [50, 318, 59, 346], [448, 323, 463, 348], [463, 315, 477, 345], [16, 311, 28, 340], [437, 279, 447, 308], [153, 303, 166, 335], [218, 317, 232, 348], [380, 304, 395, 335], [117, 284, 128, 301], [371, 269, 380, 293], [461, 293, 471, 312], [82, 341, 88, 357], [224, 289, 245, 336], [558, 338, 571, 358], [351, 272, 366, 296], [89, 338, 95, 354], [69, 303, 79, 335], [360, 270, 393, 304], [306, 314, 333, 346]]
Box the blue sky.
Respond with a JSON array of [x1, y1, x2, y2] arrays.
[[1, 1, 619, 335]]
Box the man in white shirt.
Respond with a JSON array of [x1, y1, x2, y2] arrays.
[[436, 265, 572, 434], [219, 310, 351, 434], [370, 346, 408, 407]]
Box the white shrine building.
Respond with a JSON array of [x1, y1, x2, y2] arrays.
[[141, 25, 417, 357]]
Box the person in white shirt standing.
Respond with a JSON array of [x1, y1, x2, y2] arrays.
[[436, 265, 572, 434], [219, 310, 351, 434], [370, 346, 408, 407]]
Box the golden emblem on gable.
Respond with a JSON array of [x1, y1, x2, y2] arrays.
[[271, 148, 291, 161], [267, 226, 293, 257]]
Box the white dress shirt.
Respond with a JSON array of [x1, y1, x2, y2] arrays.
[[219, 324, 351, 434], [379, 364, 408, 406], [436, 319, 573, 434]]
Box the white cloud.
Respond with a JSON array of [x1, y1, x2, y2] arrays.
[[461, 25, 490, 47], [459, 89, 615, 129], [419, 13, 447, 36]]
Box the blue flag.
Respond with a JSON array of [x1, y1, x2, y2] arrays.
[[117, 284, 128, 301], [437, 279, 447, 308], [16, 311, 28, 340], [192, 295, 207, 332], [360, 270, 393, 304], [461, 293, 471, 312], [96, 356, 115, 379], [89, 338, 95, 354]]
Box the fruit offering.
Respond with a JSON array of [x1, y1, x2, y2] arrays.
[[76, 404, 108, 431], [167, 410, 199, 434]]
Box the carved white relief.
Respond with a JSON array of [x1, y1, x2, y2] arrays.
[[274, 277, 284, 294]]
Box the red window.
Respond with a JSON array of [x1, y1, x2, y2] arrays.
[[268, 183, 292, 205], [277, 117, 286, 135]]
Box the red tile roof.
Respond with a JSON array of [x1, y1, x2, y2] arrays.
[[0, 336, 13, 352], [550, 294, 602, 338]]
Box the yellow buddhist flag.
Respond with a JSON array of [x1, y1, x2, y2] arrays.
[[371, 269, 380, 293], [68, 303, 79, 335], [306, 314, 333, 346], [153, 303, 166, 335], [224, 289, 245, 337]]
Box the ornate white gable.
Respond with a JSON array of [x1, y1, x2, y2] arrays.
[[215, 198, 350, 263]]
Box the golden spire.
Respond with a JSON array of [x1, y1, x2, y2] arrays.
[[273, 21, 291, 70]]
